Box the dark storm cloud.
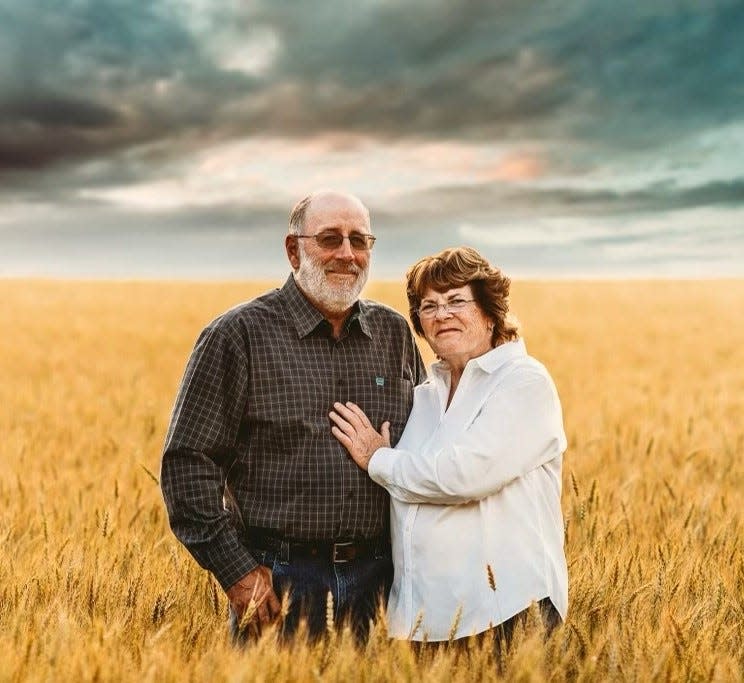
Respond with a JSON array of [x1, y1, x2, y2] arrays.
[[3, 0, 743, 170], [1, 95, 119, 128], [394, 176, 744, 219], [520, 177, 744, 215], [226, 0, 744, 148], [543, 2, 744, 147], [0, 0, 256, 170], [230, 0, 576, 139]]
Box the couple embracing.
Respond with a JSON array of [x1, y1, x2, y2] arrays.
[[160, 190, 567, 649]]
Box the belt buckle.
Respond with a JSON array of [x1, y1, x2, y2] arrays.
[[332, 540, 353, 563]]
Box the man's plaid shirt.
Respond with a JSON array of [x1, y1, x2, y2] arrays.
[[161, 275, 426, 590]]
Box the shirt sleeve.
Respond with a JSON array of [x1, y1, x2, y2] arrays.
[[160, 322, 258, 591], [368, 373, 566, 504]]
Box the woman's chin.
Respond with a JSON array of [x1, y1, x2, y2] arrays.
[[427, 342, 454, 361]]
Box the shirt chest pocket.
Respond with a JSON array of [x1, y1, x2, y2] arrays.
[[248, 362, 332, 425], [342, 372, 414, 447]]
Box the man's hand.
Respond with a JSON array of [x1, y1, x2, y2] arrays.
[[226, 566, 281, 633], [329, 401, 391, 471]]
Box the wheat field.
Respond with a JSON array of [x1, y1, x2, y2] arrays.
[[1, 278, 742, 682]]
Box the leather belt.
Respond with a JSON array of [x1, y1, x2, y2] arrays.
[[247, 528, 389, 564]]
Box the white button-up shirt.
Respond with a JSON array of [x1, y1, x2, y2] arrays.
[[368, 339, 568, 641]]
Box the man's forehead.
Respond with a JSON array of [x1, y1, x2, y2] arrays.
[[305, 194, 370, 229]]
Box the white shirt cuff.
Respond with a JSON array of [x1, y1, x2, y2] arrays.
[[368, 447, 397, 486]]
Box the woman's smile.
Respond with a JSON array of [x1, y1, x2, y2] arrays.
[[434, 327, 461, 337]]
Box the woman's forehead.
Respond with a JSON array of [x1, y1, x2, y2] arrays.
[[421, 284, 472, 300]]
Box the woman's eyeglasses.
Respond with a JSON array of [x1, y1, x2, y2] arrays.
[[296, 231, 376, 252], [417, 299, 476, 318]]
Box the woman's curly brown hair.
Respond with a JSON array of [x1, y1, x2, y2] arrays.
[[406, 246, 520, 347]]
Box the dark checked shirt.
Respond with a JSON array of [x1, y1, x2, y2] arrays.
[[161, 275, 426, 590]]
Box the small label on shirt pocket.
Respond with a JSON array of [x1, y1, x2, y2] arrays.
[[344, 374, 414, 446]]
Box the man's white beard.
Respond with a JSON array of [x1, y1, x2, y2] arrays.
[[294, 243, 369, 313]]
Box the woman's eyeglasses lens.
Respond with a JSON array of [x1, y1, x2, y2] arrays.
[[417, 300, 475, 318]]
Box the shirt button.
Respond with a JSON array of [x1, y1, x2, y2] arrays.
[[347, 490, 354, 499]]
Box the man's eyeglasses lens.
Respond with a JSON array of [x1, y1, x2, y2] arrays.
[[297, 232, 376, 251], [417, 299, 475, 318]]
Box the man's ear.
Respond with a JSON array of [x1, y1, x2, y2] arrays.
[[286, 234, 300, 270]]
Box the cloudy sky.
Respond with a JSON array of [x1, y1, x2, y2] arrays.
[[1, 0, 743, 278]]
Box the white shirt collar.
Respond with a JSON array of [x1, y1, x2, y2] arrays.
[[430, 338, 527, 379]]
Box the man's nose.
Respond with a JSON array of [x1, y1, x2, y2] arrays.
[[334, 236, 355, 260]]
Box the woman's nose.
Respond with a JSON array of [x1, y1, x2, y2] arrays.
[[434, 304, 453, 319]]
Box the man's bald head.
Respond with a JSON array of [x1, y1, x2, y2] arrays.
[[288, 191, 370, 236]]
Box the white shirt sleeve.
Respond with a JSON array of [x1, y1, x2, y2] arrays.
[[368, 373, 566, 504]]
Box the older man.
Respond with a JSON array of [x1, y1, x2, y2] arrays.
[[161, 191, 425, 642]]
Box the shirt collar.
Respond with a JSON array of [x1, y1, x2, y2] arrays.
[[353, 299, 373, 338], [281, 274, 372, 339], [431, 338, 527, 379]]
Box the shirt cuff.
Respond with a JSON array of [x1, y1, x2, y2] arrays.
[[204, 532, 260, 592], [368, 447, 397, 487]]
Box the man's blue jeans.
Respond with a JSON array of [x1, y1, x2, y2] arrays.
[[229, 547, 393, 644]]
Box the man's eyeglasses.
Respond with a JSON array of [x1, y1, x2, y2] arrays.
[[417, 298, 476, 319], [295, 231, 376, 252]]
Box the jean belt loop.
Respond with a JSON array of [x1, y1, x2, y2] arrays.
[[279, 539, 291, 565]]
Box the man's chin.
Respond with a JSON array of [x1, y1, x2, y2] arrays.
[[317, 280, 364, 311], [322, 287, 358, 311], [294, 257, 368, 313]]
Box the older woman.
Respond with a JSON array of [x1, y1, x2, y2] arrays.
[[329, 246, 567, 643]]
